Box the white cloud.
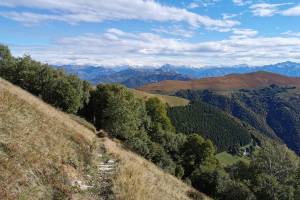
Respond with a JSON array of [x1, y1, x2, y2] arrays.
[[250, 3, 294, 17], [223, 13, 239, 19], [0, 0, 238, 30], [281, 4, 300, 16], [10, 28, 300, 67], [281, 31, 300, 37], [231, 28, 258, 39], [232, 0, 252, 6], [250, 3, 281, 17], [152, 25, 195, 38]]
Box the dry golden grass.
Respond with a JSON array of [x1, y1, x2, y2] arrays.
[[0, 78, 209, 200], [0, 78, 96, 199], [103, 138, 210, 200]]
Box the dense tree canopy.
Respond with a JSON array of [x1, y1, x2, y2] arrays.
[[0, 45, 90, 113], [86, 84, 149, 139], [168, 101, 252, 152]]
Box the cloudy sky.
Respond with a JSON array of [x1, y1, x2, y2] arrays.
[[1, 0, 300, 67]]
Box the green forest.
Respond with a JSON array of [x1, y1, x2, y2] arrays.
[[168, 101, 251, 152], [1, 44, 300, 199], [175, 86, 300, 155]]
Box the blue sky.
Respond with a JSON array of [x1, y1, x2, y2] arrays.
[[1, 0, 300, 67]]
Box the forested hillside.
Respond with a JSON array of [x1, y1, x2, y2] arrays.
[[168, 101, 252, 152], [176, 85, 300, 155]]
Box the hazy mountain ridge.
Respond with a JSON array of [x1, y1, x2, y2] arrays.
[[160, 62, 300, 78], [57, 61, 300, 88]]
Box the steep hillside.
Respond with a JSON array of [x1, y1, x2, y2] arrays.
[[139, 71, 300, 93], [168, 101, 252, 152], [175, 85, 300, 155], [0, 78, 208, 200]]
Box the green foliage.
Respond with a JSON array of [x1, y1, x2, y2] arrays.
[[86, 84, 149, 139], [220, 181, 255, 200], [146, 97, 175, 132], [83, 84, 184, 174], [168, 101, 252, 152], [190, 166, 230, 198], [181, 134, 217, 176], [0, 45, 89, 113], [125, 137, 150, 157], [227, 141, 300, 200], [147, 141, 176, 174]]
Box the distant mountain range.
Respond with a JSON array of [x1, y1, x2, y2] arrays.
[[161, 61, 300, 78], [56, 65, 191, 88], [56, 61, 300, 88]]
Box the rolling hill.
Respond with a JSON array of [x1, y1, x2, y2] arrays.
[[0, 78, 208, 200], [131, 89, 189, 107], [139, 71, 300, 94]]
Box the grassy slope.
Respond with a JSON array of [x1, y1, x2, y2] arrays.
[[131, 89, 189, 107], [139, 71, 300, 94], [0, 78, 207, 200], [216, 152, 250, 167]]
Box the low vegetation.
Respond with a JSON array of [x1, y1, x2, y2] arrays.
[[216, 152, 250, 167]]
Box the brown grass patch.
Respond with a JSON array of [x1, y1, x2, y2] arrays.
[[0, 78, 96, 199], [103, 138, 211, 200], [139, 71, 300, 93]]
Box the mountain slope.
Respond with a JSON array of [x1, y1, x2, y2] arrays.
[[58, 65, 191, 88], [0, 78, 207, 200], [56, 65, 115, 81], [139, 71, 300, 93], [92, 68, 191, 88], [175, 85, 300, 155], [168, 101, 252, 152]]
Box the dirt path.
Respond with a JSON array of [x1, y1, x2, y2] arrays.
[[97, 157, 117, 200]]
